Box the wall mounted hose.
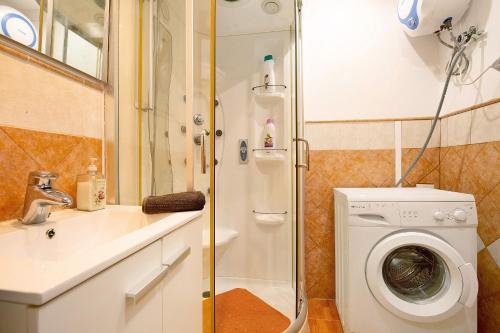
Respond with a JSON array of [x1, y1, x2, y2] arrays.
[[395, 46, 467, 187]]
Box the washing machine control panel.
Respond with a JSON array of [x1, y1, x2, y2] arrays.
[[348, 202, 401, 226], [399, 202, 477, 226]]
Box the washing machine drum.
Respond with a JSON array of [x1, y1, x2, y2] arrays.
[[366, 232, 478, 323], [383, 246, 448, 302]]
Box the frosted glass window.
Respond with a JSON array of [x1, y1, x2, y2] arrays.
[[66, 29, 100, 77]]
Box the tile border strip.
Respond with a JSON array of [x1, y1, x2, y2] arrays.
[[0, 124, 102, 141], [305, 97, 500, 124], [0, 38, 106, 92]]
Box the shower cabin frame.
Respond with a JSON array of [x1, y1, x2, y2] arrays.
[[210, 0, 308, 331]]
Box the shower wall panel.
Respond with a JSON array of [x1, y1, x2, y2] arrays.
[[215, 30, 293, 282]]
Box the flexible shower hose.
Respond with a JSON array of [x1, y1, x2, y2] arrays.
[[395, 46, 467, 187]]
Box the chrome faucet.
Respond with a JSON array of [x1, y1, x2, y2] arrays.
[[20, 171, 73, 225]]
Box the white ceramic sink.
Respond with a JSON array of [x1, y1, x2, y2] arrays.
[[0, 206, 167, 262], [0, 205, 202, 305]]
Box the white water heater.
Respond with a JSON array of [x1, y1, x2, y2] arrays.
[[0, 6, 38, 48], [398, 0, 471, 37]]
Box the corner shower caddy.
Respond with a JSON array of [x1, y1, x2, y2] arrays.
[[253, 148, 287, 162], [251, 83, 288, 225], [252, 84, 287, 105], [253, 210, 288, 225]]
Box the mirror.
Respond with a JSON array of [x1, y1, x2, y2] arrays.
[[0, 0, 109, 80]]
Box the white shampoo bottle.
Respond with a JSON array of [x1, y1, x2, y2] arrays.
[[263, 54, 276, 92]]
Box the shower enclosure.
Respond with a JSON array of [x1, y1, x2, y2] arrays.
[[213, 0, 308, 330], [115, 0, 307, 331]]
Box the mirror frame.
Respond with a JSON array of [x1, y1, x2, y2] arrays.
[[0, 0, 111, 83]]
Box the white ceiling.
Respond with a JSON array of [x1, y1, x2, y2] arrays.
[[216, 0, 294, 36]]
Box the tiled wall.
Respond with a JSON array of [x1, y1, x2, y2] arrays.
[[0, 47, 105, 222], [305, 149, 394, 298], [440, 103, 500, 333], [0, 127, 102, 221], [439, 142, 500, 332], [304, 101, 500, 332], [304, 122, 396, 299]]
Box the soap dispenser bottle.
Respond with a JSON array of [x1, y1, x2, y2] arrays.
[[77, 158, 106, 211]]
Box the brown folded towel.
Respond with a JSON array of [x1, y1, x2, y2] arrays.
[[142, 191, 206, 214]]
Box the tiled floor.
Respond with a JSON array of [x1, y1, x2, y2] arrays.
[[308, 299, 344, 333]]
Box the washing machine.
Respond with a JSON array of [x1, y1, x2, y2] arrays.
[[334, 188, 478, 333]]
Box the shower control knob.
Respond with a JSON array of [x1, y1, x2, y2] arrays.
[[433, 211, 445, 222], [452, 209, 467, 223], [193, 114, 204, 125]]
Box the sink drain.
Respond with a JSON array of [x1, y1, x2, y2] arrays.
[[46, 228, 56, 239]]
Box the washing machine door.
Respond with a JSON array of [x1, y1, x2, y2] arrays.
[[365, 231, 478, 323]]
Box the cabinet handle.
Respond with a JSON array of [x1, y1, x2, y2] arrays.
[[126, 265, 169, 302], [125, 245, 191, 302], [163, 244, 191, 268]]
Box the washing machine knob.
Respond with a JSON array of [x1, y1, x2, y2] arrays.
[[433, 211, 445, 221], [453, 209, 467, 222]]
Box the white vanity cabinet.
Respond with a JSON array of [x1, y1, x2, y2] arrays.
[[30, 240, 164, 333], [161, 217, 202, 333], [0, 215, 202, 333]]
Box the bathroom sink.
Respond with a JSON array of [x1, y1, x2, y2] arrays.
[[0, 205, 202, 305], [0, 206, 168, 262]]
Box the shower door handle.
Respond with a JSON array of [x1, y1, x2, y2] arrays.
[[294, 138, 310, 171], [200, 130, 208, 174]]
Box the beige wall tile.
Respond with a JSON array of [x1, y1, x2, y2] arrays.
[[446, 111, 472, 146], [471, 103, 500, 144], [402, 120, 441, 149], [440, 117, 448, 147], [305, 122, 395, 151], [0, 52, 104, 139], [488, 238, 500, 268], [478, 236, 486, 252]]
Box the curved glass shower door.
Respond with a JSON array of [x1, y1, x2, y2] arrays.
[[116, 0, 189, 205], [141, 0, 187, 198], [213, 0, 307, 331]]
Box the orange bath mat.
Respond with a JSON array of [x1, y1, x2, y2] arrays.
[[204, 288, 291, 333]]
